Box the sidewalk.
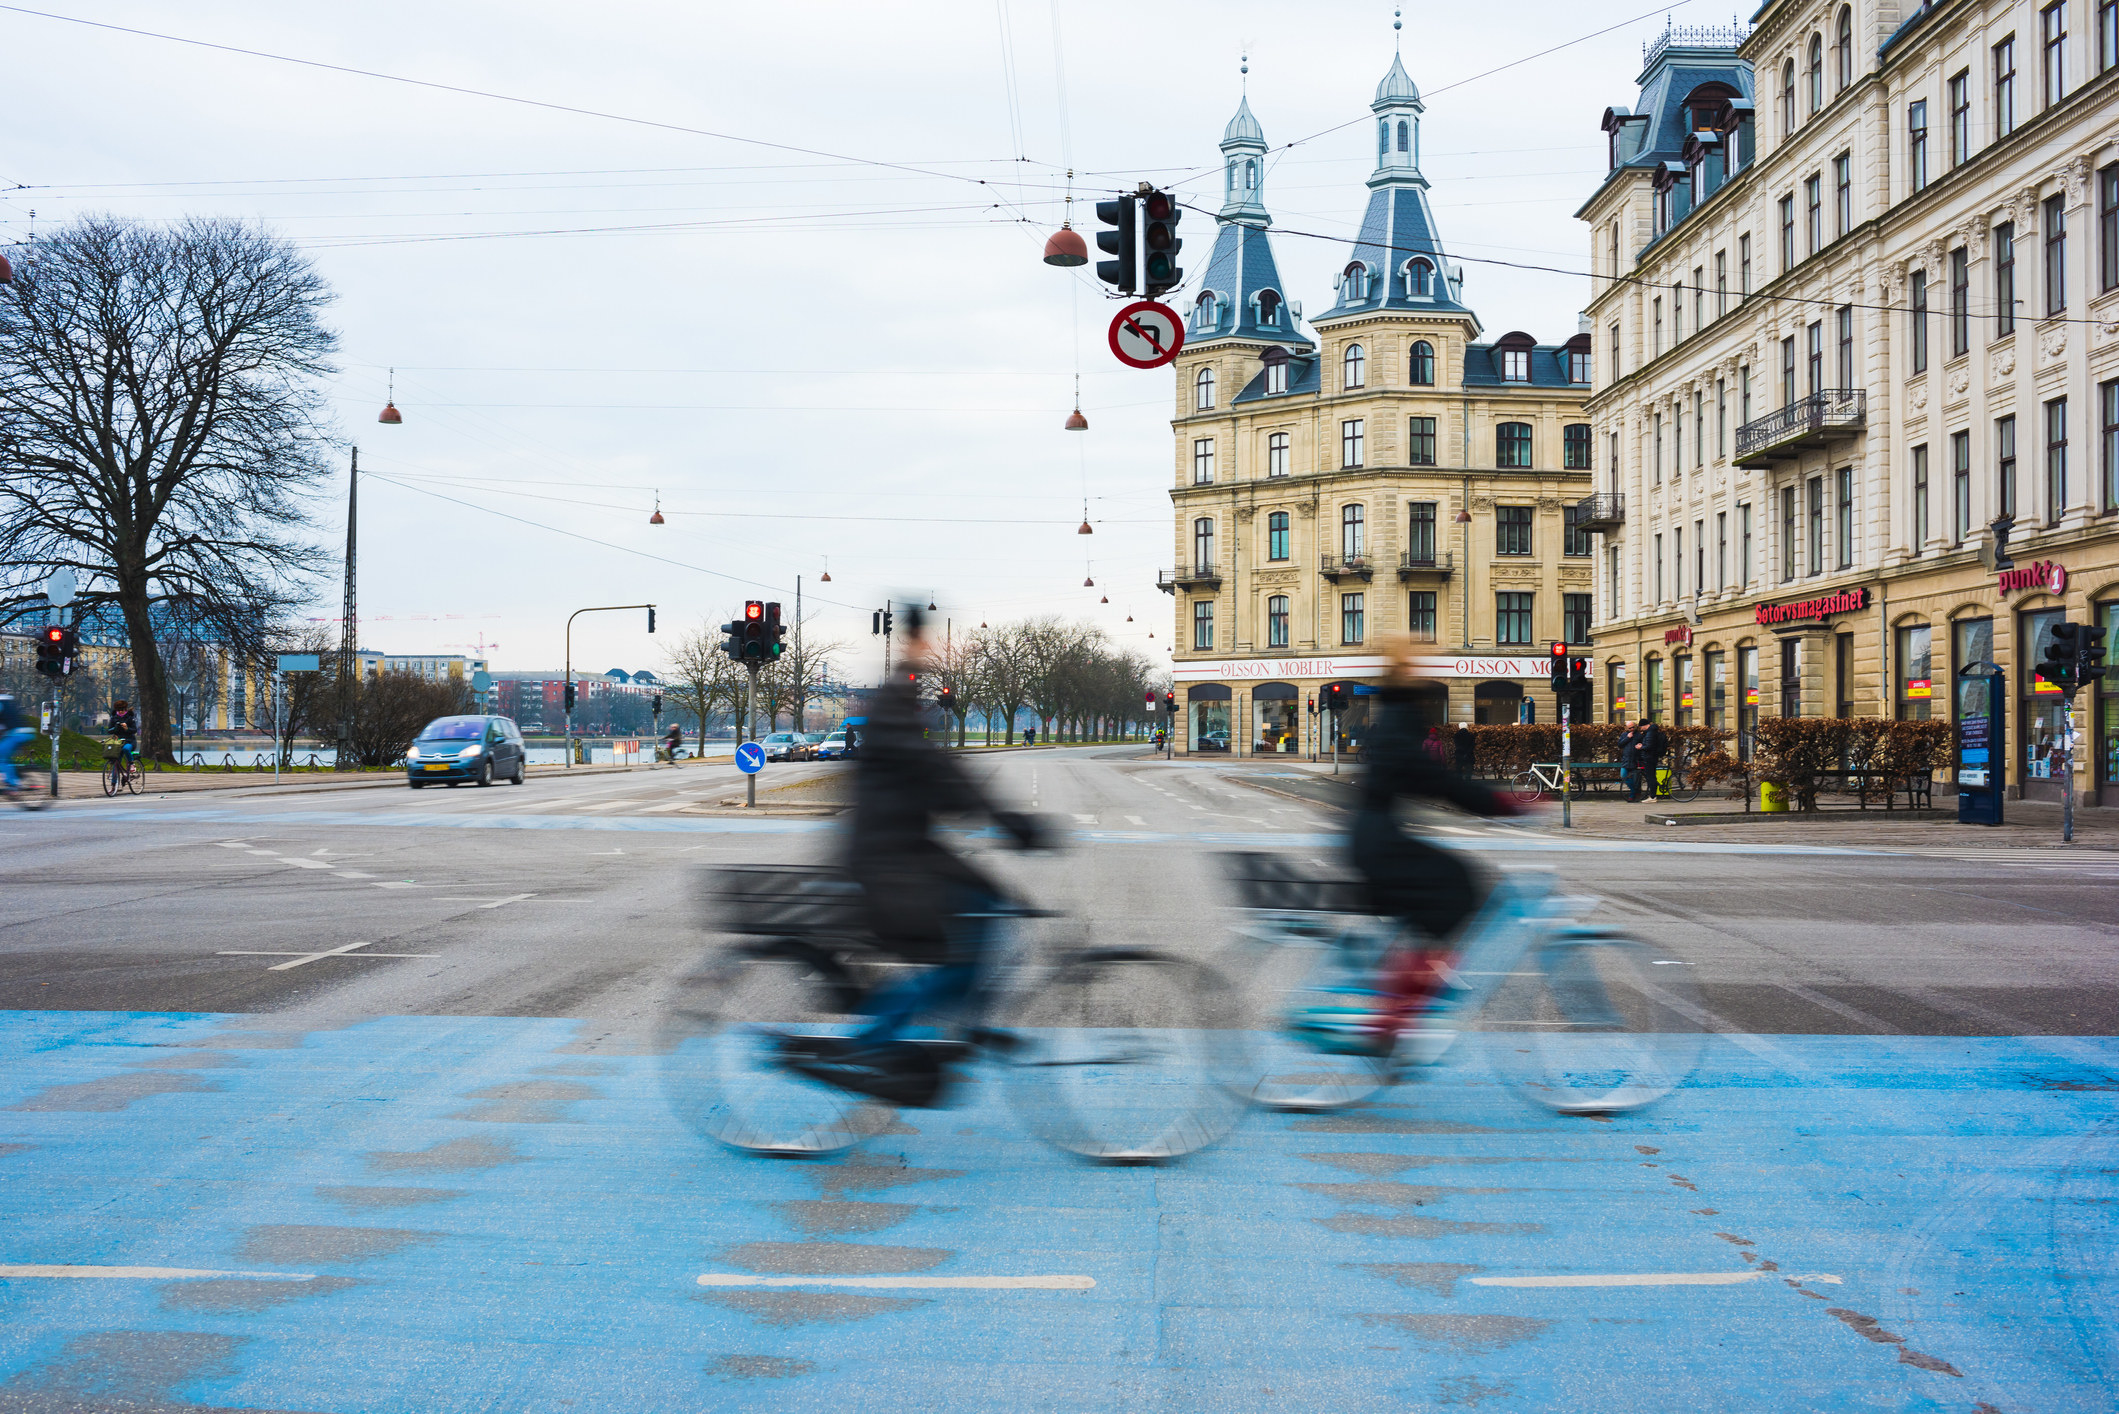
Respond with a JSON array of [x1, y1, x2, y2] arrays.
[[44, 756, 731, 801]]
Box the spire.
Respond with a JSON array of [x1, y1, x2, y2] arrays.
[[1191, 68, 1312, 349], [1218, 56, 1269, 226]]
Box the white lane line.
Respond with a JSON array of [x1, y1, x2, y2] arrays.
[[375, 881, 421, 889], [436, 893, 537, 909], [213, 939, 432, 971], [1125, 815, 1147, 827], [638, 801, 696, 813], [574, 800, 634, 813], [0, 1265, 316, 1281], [275, 858, 336, 870], [695, 1274, 1094, 1291], [333, 871, 376, 879], [1073, 814, 1098, 825], [1470, 1271, 1843, 1288]]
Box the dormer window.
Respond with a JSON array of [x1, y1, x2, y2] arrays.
[[1257, 289, 1281, 327], [1406, 258, 1433, 297], [1496, 332, 1537, 384], [1193, 290, 1219, 332], [1341, 262, 1370, 302], [1265, 360, 1288, 395]]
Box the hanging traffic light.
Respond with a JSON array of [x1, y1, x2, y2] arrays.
[[1549, 641, 1570, 692], [1094, 194, 1137, 295], [33, 625, 65, 678], [763, 602, 787, 659], [646, 606, 656, 634], [2084, 624, 2110, 681], [1141, 188, 1183, 297], [2039, 622, 2082, 694]]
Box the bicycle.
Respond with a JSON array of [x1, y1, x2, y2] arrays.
[[1216, 852, 1704, 1114], [102, 741, 143, 797], [658, 864, 1244, 1163], [3, 755, 51, 811]]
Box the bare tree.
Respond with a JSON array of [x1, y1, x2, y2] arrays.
[[768, 607, 846, 733], [268, 626, 341, 765], [978, 624, 1031, 745], [665, 620, 745, 742], [345, 671, 469, 768], [926, 631, 986, 747], [0, 216, 338, 761]]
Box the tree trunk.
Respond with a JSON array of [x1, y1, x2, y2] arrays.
[[116, 566, 174, 761]]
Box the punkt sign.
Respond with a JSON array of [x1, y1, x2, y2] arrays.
[[1753, 586, 1869, 626], [1996, 559, 2066, 598]]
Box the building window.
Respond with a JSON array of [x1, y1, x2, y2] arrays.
[[1341, 262, 1369, 302], [1837, 465, 1855, 568], [1193, 516, 1215, 571], [1257, 289, 1282, 327], [1564, 502, 1591, 556], [1834, 152, 1852, 235], [2047, 395, 2070, 518], [1343, 342, 1366, 390], [1408, 258, 1432, 296], [1996, 222, 2017, 335], [1807, 475, 1825, 573], [2043, 1, 2069, 106], [1693, 390, 1704, 467], [1912, 443, 1930, 550], [1407, 502, 1437, 563], [2045, 194, 2067, 314], [1716, 510, 1728, 589], [1806, 172, 1823, 251], [1610, 322, 1621, 381], [1570, 347, 1592, 383], [1896, 624, 1933, 720], [1948, 70, 1972, 167], [1497, 422, 1533, 468], [1781, 485, 1798, 580], [1781, 335, 1797, 405], [1717, 379, 1728, 458], [1502, 348, 1531, 382], [1949, 247, 1969, 357], [1908, 101, 1929, 193], [1265, 360, 1288, 395], [1808, 33, 1825, 112], [1675, 525, 1684, 597], [1741, 364, 1752, 425], [1953, 430, 1973, 541], [1911, 269, 1929, 373], [1692, 266, 1704, 333], [1267, 511, 1289, 562], [1738, 501, 1752, 586], [1608, 545, 1622, 618], [1995, 35, 2018, 136], [1341, 419, 1364, 468], [1267, 594, 1289, 648], [1495, 592, 1532, 646], [1836, 306, 1854, 388], [1407, 591, 1437, 642], [2101, 378, 2119, 510], [1779, 194, 1796, 270], [2102, 164, 2119, 291], [1654, 412, 1664, 482], [1194, 289, 1219, 332], [1807, 320, 1824, 395], [1740, 232, 1752, 295], [1410, 340, 1435, 385], [1341, 503, 1365, 559], [1341, 593, 1365, 645], [1192, 600, 1214, 650], [1563, 423, 1591, 470], [1998, 415, 2019, 519], [1564, 593, 1591, 645], [1781, 59, 1796, 136], [1715, 250, 1728, 317], [1267, 430, 1289, 478], [1194, 366, 1215, 411], [1192, 438, 1215, 485], [1835, 5, 1854, 86], [1497, 505, 1533, 556], [1408, 416, 1437, 466], [1653, 297, 1664, 355], [2101, 0, 2118, 71]]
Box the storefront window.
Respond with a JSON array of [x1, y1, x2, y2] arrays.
[[1253, 686, 1299, 755], [1189, 689, 1232, 753], [2100, 601, 2119, 801], [1676, 656, 1696, 726], [1706, 651, 1726, 729], [1738, 645, 1760, 759], [1895, 624, 1933, 720], [2021, 607, 2068, 788], [1646, 658, 1665, 720], [1953, 617, 1994, 782], [1608, 662, 1627, 724]]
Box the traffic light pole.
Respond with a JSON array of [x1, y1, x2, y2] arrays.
[[745, 663, 760, 809], [563, 603, 657, 769], [1560, 699, 1572, 830]]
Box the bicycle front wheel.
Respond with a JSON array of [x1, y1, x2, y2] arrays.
[[103, 760, 122, 797], [1511, 770, 1545, 803], [655, 938, 896, 1157], [1217, 928, 1393, 1111], [1002, 948, 1244, 1163], [1473, 930, 1703, 1114]]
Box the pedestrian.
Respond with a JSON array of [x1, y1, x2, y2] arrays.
[[1617, 721, 1641, 802], [664, 721, 683, 762], [1423, 725, 1446, 764], [1453, 723, 1475, 776], [1639, 717, 1670, 799]]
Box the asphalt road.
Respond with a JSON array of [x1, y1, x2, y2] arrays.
[[2, 747, 2115, 1412]]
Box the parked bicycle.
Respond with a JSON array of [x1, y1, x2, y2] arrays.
[[1512, 752, 1700, 803], [103, 740, 143, 797], [1217, 852, 1703, 1114], [658, 864, 1244, 1163]]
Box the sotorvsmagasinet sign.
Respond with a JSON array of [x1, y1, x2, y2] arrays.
[[1753, 586, 1869, 627]]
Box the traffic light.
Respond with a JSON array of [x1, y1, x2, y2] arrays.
[[564, 682, 577, 712], [719, 618, 742, 660], [937, 685, 955, 715], [1568, 656, 1590, 690], [1094, 194, 1136, 295], [1163, 691, 1175, 714], [1307, 697, 1316, 715], [646, 607, 656, 634], [1548, 641, 1569, 692], [1141, 188, 1183, 298], [651, 693, 663, 715], [2039, 622, 2082, 694], [871, 609, 894, 637], [33, 625, 66, 678], [741, 599, 767, 661], [763, 601, 787, 659], [2085, 624, 2110, 681], [1322, 683, 1349, 716]]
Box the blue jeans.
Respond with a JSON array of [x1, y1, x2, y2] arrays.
[[856, 887, 1005, 1044], [0, 728, 35, 790]]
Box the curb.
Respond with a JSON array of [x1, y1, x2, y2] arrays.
[[1642, 808, 1959, 826]]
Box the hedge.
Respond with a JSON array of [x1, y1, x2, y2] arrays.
[[1749, 717, 1952, 812]]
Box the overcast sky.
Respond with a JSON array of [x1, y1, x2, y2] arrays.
[[4, 0, 1708, 681]]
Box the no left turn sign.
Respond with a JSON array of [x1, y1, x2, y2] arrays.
[[1108, 300, 1184, 369]]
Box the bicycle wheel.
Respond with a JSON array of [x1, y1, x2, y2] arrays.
[[1216, 927, 1393, 1110], [103, 759, 122, 797], [123, 760, 143, 795], [1473, 929, 1704, 1114], [1002, 948, 1245, 1163], [1511, 770, 1545, 803], [1662, 776, 1700, 803], [655, 938, 897, 1157]]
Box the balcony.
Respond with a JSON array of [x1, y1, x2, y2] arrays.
[[1734, 389, 1867, 468], [1396, 550, 1454, 580], [1572, 493, 1625, 533], [1157, 562, 1221, 594], [1320, 552, 1374, 582]]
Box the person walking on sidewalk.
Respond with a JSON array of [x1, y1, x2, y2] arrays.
[[1452, 723, 1475, 776], [1617, 722, 1642, 802], [1638, 717, 1670, 799]]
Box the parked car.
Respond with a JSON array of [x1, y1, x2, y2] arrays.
[[406, 715, 527, 787], [761, 731, 803, 763], [813, 729, 851, 761], [1197, 729, 1232, 752]]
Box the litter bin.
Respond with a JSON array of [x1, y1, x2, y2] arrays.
[[1758, 780, 1789, 813]]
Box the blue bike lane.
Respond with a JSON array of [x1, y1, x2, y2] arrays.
[[0, 1009, 2112, 1412]]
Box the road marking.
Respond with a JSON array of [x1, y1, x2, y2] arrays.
[[695, 1274, 1094, 1291], [375, 881, 421, 889], [1126, 815, 1147, 826], [216, 939, 437, 970], [277, 858, 336, 870], [638, 800, 695, 813], [435, 893, 538, 909], [1470, 1271, 1842, 1288], [1073, 814, 1098, 825], [0, 1265, 317, 1282], [333, 871, 376, 879]]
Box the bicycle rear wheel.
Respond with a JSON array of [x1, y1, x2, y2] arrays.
[[124, 761, 143, 795], [1002, 948, 1244, 1163], [1511, 770, 1545, 803], [1473, 930, 1703, 1113], [1217, 928, 1393, 1110], [656, 938, 896, 1157]]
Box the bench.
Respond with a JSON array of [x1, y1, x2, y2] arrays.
[[1812, 769, 1933, 810], [1529, 761, 1627, 794]]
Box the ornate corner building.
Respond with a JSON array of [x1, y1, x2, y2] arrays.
[[1581, 4, 2119, 805], [1167, 56, 1596, 756]]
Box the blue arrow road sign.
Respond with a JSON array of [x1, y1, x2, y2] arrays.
[[734, 741, 765, 775]]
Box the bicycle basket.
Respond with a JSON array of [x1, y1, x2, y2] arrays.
[[710, 864, 866, 937], [1217, 852, 1370, 913]]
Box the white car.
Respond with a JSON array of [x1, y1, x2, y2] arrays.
[[813, 730, 850, 761]]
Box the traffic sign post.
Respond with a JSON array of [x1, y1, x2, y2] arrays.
[[272, 653, 321, 784], [734, 737, 764, 810], [1108, 300, 1183, 369]]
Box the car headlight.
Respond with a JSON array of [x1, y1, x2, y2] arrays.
[[459, 744, 482, 758], [406, 745, 420, 760]]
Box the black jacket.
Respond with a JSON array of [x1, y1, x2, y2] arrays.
[[844, 672, 1034, 961], [1351, 687, 1512, 925], [1452, 725, 1475, 771], [1639, 724, 1669, 766], [1616, 729, 1638, 768]]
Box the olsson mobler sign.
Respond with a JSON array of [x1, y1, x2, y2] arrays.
[[1753, 586, 1869, 626], [1173, 654, 1550, 682]]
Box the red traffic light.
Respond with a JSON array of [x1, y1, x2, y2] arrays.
[[744, 601, 764, 621], [1550, 640, 1568, 659], [43, 627, 64, 644]]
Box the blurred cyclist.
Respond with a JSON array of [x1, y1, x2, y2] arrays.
[[0, 693, 34, 794], [786, 604, 1047, 1104], [108, 699, 138, 761], [1334, 636, 1527, 1053]]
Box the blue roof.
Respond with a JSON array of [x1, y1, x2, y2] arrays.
[[1222, 95, 1264, 145], [1191, 223, 1312, 347], [1461, 344, 1586, 390], [1231, 356, 1322, 405], [1373, 53, 1421, 107], [1316, 182, 1475, 323]]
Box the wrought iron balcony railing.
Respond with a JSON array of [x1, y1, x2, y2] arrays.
[[1396, 550, 1454, 578], [1572, 493, 1626, 532], [1157, 562, 1222, 594], [1320, 552, 1374, 581], [1734, 389, 1866, 467]]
